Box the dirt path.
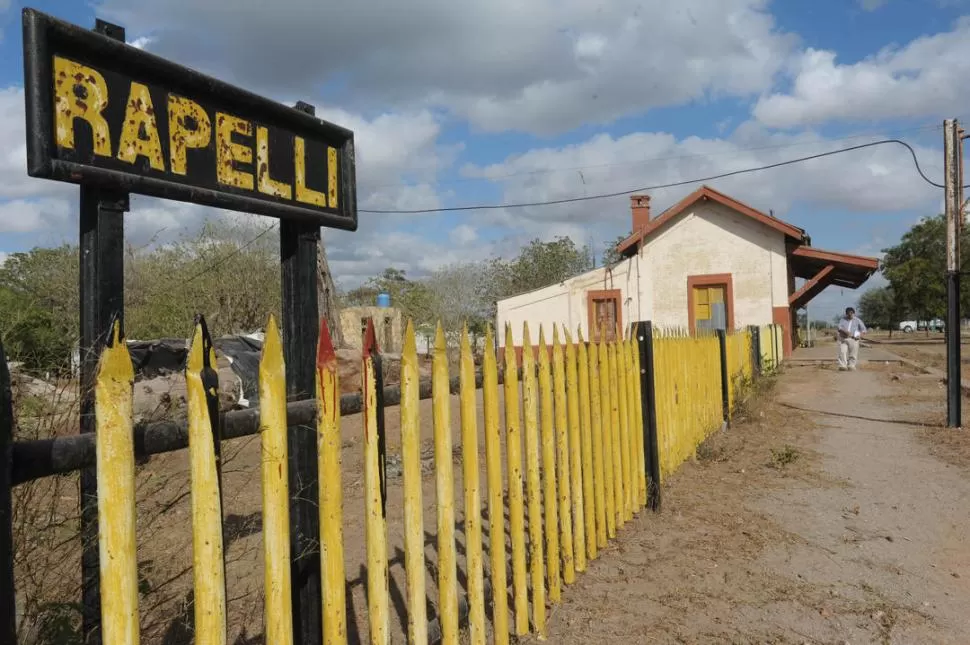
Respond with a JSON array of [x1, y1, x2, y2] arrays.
[[533, 362, 970, 644]]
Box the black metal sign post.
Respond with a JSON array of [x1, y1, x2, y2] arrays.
[[282, 100, 323, 645], [22, 8, 357, 645]]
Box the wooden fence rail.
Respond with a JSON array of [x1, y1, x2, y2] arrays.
[[0, 317, 783, 644]]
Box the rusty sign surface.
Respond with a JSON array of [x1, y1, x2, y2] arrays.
[[22, 8, 357, 229]]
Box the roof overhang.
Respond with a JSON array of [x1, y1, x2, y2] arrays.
[[789, 246, 879, 291]]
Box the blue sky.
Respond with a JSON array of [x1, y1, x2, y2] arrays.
[[0, 0, 967, 320]]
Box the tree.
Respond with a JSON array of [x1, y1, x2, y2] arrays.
[[601, 233, 630, 267], [880, 213, 970, 327], [125, 218, 281, 338], [506, 236, 594, 296], [857, 286, 901, 336], [0, 287, 74, 373], [423, 262, 493, 343], [318, 236, 344, 347], [351, 268, 437, 334], [0, 245, 79, 350]]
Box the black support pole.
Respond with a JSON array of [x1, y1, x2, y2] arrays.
[[282, 101, 323, 645], [1, 341, 15, 643], [750, 326, 762, 377], [79, 155, 128, 644], [636, 322, 661, 512], [717, 329, 730, 426], [947, 273, 961, 427], [367, 320, 388, 518]]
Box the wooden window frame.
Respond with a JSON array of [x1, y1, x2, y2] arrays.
[[687, 273, 734, 333], [586, 289, 623, 343]]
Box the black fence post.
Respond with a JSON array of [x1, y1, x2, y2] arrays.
[[750, 325, 762, 377], [281, 224, 323, 645], [717, 329, 729, 426], [1, 341, 15, 643], [365, 320, 388, 517], [635, 322, 661, 512], [78, 20, 129, 643]]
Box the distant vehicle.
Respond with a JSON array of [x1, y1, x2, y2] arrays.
[[899, 319, 945, 333]]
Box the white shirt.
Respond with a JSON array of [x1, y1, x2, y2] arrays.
[[838, 316, 867, 338]]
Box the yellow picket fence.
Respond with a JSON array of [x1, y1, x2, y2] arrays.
[[89, 317, 647, 644], [758, 323, 783, 372], [651, 331, 722, 481], [85, 316, 781, 644], [725, 329, 754, 414]]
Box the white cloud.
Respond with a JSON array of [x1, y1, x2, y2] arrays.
[[754, 17, 970, 128], [0, 251, 8, 266], [95, 0, 796, 135], [0, 198, 71, 234], [128, 36, 154, 49], [461, 125, 940, 245], [449, 224, 478, 245], [858, 0, 887, 11], [0, 88, 76, 202]]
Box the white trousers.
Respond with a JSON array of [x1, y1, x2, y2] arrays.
[[838, 338, 859, 369]]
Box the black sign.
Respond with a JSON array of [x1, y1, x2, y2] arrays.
[[22, 8, 357, 229]]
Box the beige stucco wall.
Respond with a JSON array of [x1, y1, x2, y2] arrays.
[[496, 199, 789, 343], [496, 256, 645, 348], [641, 200, 788, 329]]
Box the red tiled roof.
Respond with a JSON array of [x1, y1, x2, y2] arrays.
[[616, 185, 806, 257]]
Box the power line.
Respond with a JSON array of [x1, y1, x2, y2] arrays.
[[366, 120, 947, 190], [177, 135, 953, 283], [183, 223, 279, 284], [360, 138, 947, 214]]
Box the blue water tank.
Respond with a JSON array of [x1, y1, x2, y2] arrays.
[[376, 292, 391, 308]]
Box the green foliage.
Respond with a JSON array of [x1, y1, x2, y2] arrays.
[[345, 268, 437, 334], [0, 287, 74, 373], [505, 236, 594, 295], [857, 286, 901, 331], [125, 219, 281, 339], [769, 445, 800, 468], [0, 244, 78, 367], [601, 232, 630, 267], [0, 219, 281, 372], [880, 214, 970, 321]]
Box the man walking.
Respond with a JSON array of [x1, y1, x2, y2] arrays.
[[837, 306, 867, 371]]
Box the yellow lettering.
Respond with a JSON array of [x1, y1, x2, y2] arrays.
[[53, 56, 111, 156], [116, 82, 165, 171], [215, 112, 254, 190], [327, 147, 338, 208], [294, 136, 326, 207], [256, 126, 292, 199], [168, 95, 211, 176]]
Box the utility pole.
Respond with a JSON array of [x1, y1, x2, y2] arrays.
[[944, 118, 963, 429]]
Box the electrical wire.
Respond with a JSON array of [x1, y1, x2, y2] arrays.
[[366, 120, 947, 190], [180, 135, 953, 284], [183, 223, 279, 284], [359, 138, 947, 214]]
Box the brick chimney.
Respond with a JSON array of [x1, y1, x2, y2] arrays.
[[630, 194, 651, 233]]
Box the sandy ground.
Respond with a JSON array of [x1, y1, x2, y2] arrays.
[[876, 340, 970, 382], [529, 361, 970, 644], [14, 356, 970, 644]]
